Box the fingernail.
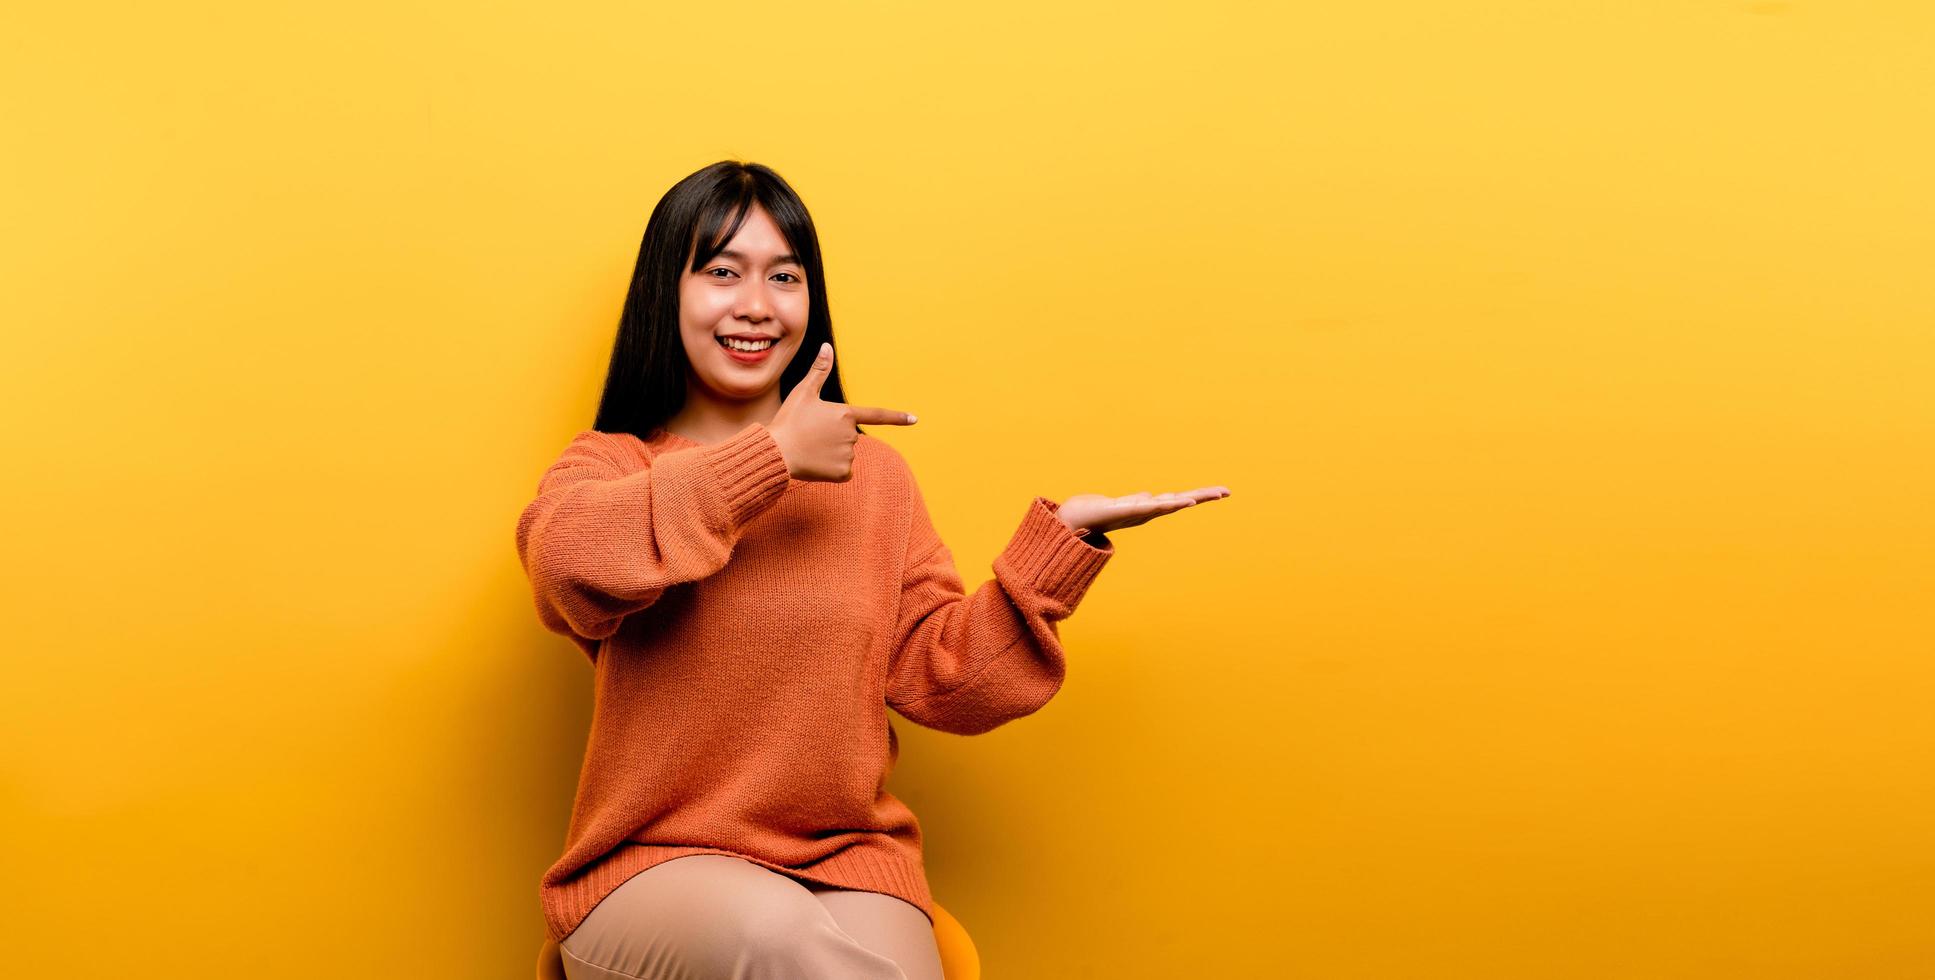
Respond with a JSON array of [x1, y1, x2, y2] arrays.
[[820, 342, 830, 358], [907, 413, 918, 423]]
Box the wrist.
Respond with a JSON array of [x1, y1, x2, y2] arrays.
[[1062, 518, 1109, 547]]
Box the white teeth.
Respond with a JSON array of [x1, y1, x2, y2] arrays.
[[720, 336, 776, 352]]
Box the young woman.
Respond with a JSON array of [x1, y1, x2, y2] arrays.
[[516, 160, 1230, 980]]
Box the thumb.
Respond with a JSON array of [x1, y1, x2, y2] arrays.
[[788, 341, 833, 403]]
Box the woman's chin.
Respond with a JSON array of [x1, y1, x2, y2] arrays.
[[698, 375, 779, 399]]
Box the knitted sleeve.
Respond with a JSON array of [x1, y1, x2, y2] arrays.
[[885, 477, 1115, 735], [515, 423, 793, 663]]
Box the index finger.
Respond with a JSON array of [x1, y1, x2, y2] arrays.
[[850, 405, 919, 426]]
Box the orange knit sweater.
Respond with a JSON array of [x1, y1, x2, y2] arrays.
[[515, 421, 1115, 942]]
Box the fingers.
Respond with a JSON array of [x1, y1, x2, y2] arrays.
[[851, 405, 919, 426], [1099, 488, 1231, 508], [1118, 487, 1231, 521], [1143, 487, 1229, 503]]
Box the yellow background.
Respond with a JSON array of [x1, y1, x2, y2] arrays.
[[4, 1, 1931, 977]]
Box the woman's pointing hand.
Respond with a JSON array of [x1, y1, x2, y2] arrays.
[[1056, 486, 1233, 539], [770, 343, 917, 482]]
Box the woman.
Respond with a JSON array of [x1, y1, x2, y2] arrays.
[[516, 160, 1230, 979]]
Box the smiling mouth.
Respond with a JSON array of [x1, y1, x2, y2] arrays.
[[717, 336, 779, 352]]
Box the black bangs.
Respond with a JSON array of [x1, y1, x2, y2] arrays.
[[688, 192, 757, 272]]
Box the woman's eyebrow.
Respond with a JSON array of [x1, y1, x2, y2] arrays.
[[717, 249, 800, 265]]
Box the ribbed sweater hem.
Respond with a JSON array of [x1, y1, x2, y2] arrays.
[[541, 840, 935, 944]]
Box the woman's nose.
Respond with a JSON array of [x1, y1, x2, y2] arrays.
[[735, 282, 774, 320]]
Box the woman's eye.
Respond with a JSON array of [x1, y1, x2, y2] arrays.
[[707, 267, 735, 279], [772, 272, 799, 283]]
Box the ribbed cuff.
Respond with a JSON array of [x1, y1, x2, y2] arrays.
[[695, 423, 793, 529], [995, 496, 1115, 610]]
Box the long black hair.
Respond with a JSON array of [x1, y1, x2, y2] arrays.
[[593, 160, 846, 437]]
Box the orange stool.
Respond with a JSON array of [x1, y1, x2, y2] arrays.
[[535, 900, 979, 979]]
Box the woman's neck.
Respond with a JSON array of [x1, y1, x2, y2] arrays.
[[663, 389, 781, 445]]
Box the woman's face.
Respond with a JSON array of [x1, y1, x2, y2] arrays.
[[678, 203, 810, 404]]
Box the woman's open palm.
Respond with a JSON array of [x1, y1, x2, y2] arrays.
[[1058, 487, 1232, 538]]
